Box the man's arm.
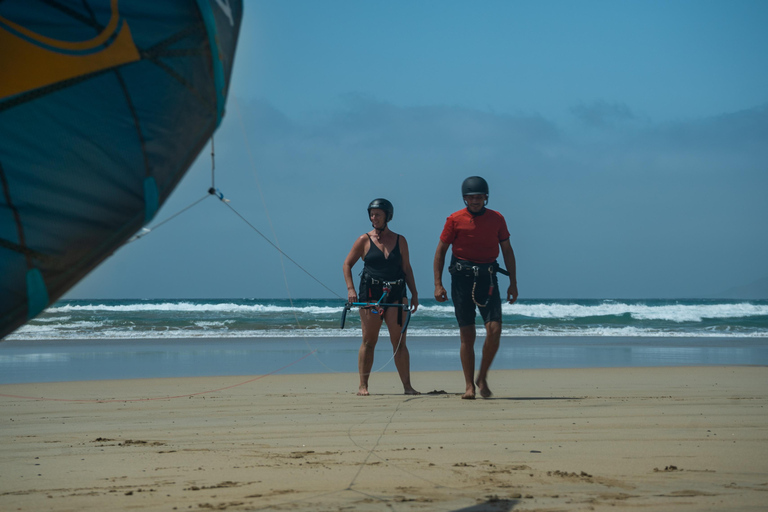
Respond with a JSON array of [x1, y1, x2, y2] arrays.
[[500, 239, 518, 304], [433, 240, 450, 302]]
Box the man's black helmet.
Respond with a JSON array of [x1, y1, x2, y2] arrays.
[[461, 176, 489, 198], [368, 198, 394, 222]]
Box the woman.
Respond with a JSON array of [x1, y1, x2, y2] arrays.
[[343, 198, 420, 396]]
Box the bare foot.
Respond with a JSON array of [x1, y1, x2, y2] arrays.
[[357, 386, 370, 396], [461, 385, 476, 400], [476, 378, 492, 398], [404, 387, 421, 395]]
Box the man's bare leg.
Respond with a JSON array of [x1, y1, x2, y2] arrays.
[[358, 310, 381, 396], [459, 325, 477, 399], [476, 321, 501, 398], [383, 306, 420, 395]]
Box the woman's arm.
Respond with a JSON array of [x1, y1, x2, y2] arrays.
[[343, 235, 368, 303]]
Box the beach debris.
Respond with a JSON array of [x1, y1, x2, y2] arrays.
[[184, 482, 239, 492], [197, 502, 244, 510], [118, 439, 165, 447], [481, 495, 522, 507], [654, 465, 681, 472], [547, 470, 594, 481], [124, 488, 155, 495], [664, 490, 717, 497]]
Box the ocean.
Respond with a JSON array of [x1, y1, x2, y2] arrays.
[[7, 298, 768, 340], [1, 298, 767, 384]]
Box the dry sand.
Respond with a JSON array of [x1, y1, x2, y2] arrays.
[[1, 366, 766, 511]]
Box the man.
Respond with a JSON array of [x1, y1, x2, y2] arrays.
[[433, 176, 518, 399]]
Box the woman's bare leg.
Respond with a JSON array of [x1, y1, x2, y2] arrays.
[[383, 305, 419, 395], [358, 309, 382, 395]]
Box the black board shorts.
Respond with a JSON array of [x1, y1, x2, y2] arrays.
[[450, 272, 502, 327]]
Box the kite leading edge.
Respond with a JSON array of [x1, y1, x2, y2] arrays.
[[0, 0, 243, 339]]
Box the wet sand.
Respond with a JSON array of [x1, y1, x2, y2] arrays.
[[3, 335, 767, 384], [1, 366, 766, 511]]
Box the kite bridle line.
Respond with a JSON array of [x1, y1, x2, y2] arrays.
[[122, 118, 416, 378]]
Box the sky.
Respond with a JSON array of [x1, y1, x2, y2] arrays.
[[67, 0, 768, 300]]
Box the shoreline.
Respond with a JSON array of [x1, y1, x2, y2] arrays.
[[2, 335, 768, 385], [1, 366, 766, 511]]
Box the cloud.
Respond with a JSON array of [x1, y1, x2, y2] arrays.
[[647, 104, 768, 152], [571, 100, 637, 128], [69, 98, 768, 299], [328, 94, 561, 147]]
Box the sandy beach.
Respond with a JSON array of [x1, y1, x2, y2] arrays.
[[1, 366, 766, 511]]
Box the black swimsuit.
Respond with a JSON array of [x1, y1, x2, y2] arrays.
[[359, 234, 407, 320], [363, 234, 402, 279]]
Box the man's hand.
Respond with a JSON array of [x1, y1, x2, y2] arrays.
[[507, 282, 518, 304], [434, 285, 448, 302]]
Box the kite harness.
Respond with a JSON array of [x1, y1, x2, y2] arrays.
[[340, 279, 412, 333], [449, 257, 510, 307]]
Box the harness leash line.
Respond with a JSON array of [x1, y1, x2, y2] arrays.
[[452, 259, 508, 308], [345, 396, 455, 494], [471, 265, 495, 308], [346, 399, 405, 490]]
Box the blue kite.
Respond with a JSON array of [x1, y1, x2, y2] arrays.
[[0, 0, 243, 339]]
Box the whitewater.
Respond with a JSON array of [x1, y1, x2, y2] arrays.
[[7, 298, 768, 340]]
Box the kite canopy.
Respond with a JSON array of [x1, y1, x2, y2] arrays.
[[0, 0, 243, 339]]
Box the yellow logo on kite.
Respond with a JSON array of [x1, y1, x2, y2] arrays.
[[0, 0, 140, 101]]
